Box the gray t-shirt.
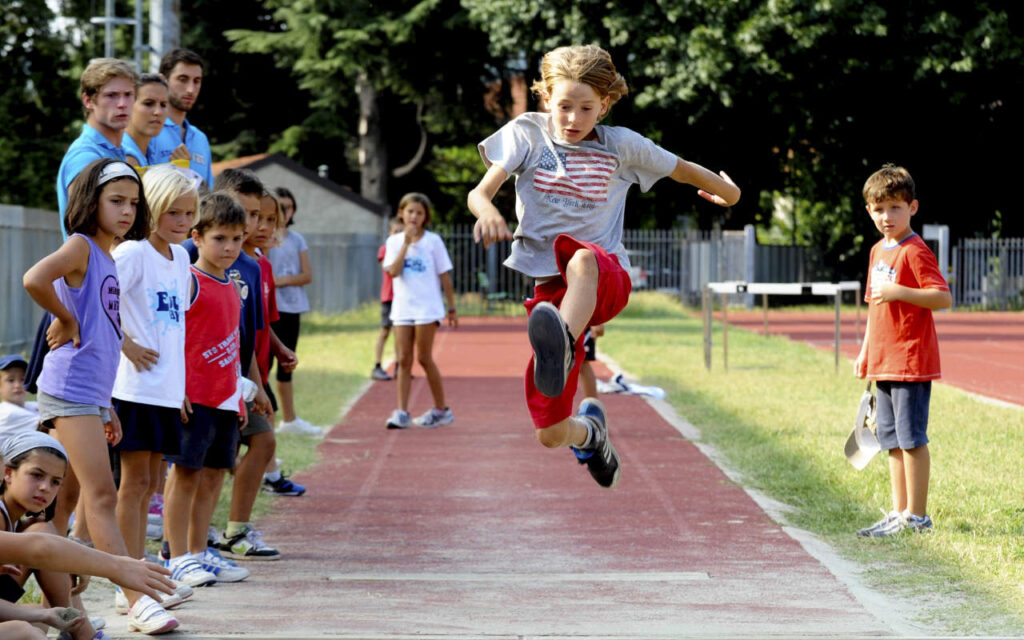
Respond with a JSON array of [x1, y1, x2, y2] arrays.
[[478, 112, 678, 277], [267, 230, 311, 314]]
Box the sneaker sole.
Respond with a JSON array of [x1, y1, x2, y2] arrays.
[[528, 303, 571, 398], [386, 422, 411, 429], [222, 550, 282, 561], [129, 618, 179, 635], [262, 487, 305, 496]]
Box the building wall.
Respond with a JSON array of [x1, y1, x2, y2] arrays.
[[250, 164, 386, 236]]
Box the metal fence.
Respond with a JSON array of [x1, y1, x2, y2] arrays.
[[952, 237, 1024, 309], [304, 232, 382, 314], [438, 224, 812, 313], [0, 206, 61, 352]]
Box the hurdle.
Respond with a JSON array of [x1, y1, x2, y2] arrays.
[[702, 281, 862, 372]]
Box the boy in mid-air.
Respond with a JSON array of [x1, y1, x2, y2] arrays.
[[854, 164, 951, 537]]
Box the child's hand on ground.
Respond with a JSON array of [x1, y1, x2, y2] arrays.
[[41, 606, 84, 632], [473, 212, 513, 248], [46, 316, 80, 349], [123, 336, 159, 371]]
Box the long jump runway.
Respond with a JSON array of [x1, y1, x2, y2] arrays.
[[111, 317, 897, 638], [717, 310, 1024, 407]]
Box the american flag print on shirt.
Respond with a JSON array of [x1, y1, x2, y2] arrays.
[[533, 147, 616, 203]]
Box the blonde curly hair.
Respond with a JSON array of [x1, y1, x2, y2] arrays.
[[530, 45, 629, 119]]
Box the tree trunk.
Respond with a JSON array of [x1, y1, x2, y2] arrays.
[[358, 73, 388, 205]]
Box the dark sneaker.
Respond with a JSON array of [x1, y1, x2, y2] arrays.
[[262, 474, 306, 496], [216, 525, 281, 561], [371, 365, 392, 381], [570, 398, 620, 488], [528, 301, 574, 398]]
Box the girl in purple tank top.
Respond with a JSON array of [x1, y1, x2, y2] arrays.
[[24, 159, 179, 632]]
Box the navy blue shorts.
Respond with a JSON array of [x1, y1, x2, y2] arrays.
[[875, 381, 931, 451], [112, 399, 182, 455], [164, 404, 240, 470], [381, 301, 393, 328]]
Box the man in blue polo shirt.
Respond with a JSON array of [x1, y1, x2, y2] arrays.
[[150, 48, 215, 188], [56, 58, 138, 235]]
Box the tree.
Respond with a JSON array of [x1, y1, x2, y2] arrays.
[[0, 2, 80, 209], [227, 0, 500, 206], [463, 0, 1024, 279]]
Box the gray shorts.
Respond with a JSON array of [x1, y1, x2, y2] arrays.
[[875, 381, 931, 451], [240, 401, 274, 440], [37, 391, 111, 430]]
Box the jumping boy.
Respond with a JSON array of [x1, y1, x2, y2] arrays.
[[854, 164, 951, 537], [468, 45, 739, 488]]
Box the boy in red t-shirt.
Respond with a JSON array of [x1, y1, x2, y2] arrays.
[[853, 164, 951, 538], [371, 217, 404, 380]]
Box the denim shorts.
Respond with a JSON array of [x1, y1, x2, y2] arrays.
[[37, 391, 111, 430], [875, 381, 931, 451]]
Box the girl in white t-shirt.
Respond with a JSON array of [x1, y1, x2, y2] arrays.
[[381, 193, 457, 429], [111, 165, 198, 592]]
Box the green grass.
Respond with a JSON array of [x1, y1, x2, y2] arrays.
[[599, 292, 1024, 634]]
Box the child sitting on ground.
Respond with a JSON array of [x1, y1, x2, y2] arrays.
[[0, 356, 38, 449]]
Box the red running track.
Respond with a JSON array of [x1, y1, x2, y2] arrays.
[[717, 310, 1024, 406], [89, 317, 897, 638]]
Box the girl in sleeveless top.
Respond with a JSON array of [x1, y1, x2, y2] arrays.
[[23, 159, 179, 634]]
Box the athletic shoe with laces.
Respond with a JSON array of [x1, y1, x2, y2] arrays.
[[413, 407, 454, 428], [165, 556, 217, 587], [570, 398, 620, 488], [371, 365, 392, 381], [864, 510, 909, 538], [277, 417, 323, 437], [905, 512, 934, 533], [199, 549, 250, 582], [262, 473, 306, 496], [856, 509, 902, 537], [216, 524, 281, 561], [528, 301, 574, 398], [127, 595, 178, 634], [115, 586, 184, 614], [385, 409, 412, 429]]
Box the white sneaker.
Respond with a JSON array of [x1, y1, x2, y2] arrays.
[[385, 409, 412, 430], [166, 556, 217, 587], [199, 549, 250, 582], [413, 407, 454, 428], [89, 616, 105, 630], [116, 585, 184, 614], [127, 595, 179, 634], [277, 417, 323, 437], [173, 582, 194, 601]]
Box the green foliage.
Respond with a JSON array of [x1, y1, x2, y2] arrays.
[[0, 1, 79, 209]]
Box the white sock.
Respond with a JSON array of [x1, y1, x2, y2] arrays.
[[264, 470, 282, 482], [578, 417, 595, 449]]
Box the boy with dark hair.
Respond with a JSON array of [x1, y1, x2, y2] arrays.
[[0, 355, 38, 448], [151, 48, 214, 187], [854, 164, 951, 537]]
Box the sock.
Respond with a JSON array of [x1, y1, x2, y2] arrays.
[[264, 470, 282, 482], [225, 521, 249, 538], [375, 362, 381, 368], [575, 416, 594, 450]]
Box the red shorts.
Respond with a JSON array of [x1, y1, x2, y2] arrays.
[[524, 235, 632, 429]]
